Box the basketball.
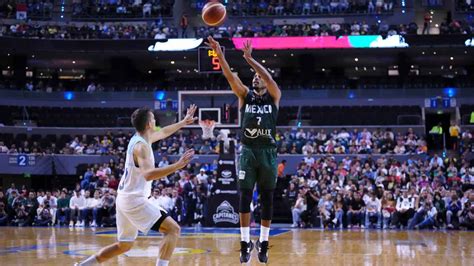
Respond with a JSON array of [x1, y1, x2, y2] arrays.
[[202, 1, 226, 26]]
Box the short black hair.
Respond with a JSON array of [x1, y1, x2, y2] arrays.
[[131, 107, 152, 133]]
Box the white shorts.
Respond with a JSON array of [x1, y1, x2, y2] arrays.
[[116, 195, 167, 242]]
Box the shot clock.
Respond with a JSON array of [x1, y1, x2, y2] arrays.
[[198, 46, 225, 73]]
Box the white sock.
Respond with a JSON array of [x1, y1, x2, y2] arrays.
[[156, 259, 169, 266], [259, 225, 270, 242], [240, 227, 250, 242], [79, 255, 98, 265]]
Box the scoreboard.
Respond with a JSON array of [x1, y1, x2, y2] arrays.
[[198, 46, 225, 73]]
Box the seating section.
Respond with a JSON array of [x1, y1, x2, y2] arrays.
[[0, 105, 423, 127], [301, 106, 422, 125], [0, 106, 304, 127], [0, 0, 54, 20], [72, 0, 175, 19], [193, 0, 395, 16], [0, 106, 137, 127]]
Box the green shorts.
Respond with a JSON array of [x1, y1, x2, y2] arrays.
[[238, 146, 278, 190]]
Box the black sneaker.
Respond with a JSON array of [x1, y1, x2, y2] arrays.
[[256, 240, 269, 264], [240, 240, 254, 263]]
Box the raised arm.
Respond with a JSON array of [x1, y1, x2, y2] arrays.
[[135, 143, 194, 181], [241, 40, 281, 106], [150, 104, 197, 143], [205, 36, 248, 99]]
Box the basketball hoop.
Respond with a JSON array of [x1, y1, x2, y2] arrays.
[[199, 120, 216, 140]]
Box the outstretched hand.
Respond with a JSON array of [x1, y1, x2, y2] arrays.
[[177, 149, 195, 169], [204, 36, 223, 56], [242, 39, 253, 59], [182, 104, 198, 125]]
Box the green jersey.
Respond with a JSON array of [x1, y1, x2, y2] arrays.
[[240, 91, 278, 148]]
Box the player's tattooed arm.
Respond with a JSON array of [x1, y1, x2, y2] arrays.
[[150, 104, 197, 143], [205, 36, 248, 99]]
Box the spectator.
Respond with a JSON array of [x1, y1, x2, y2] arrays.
[[43, 191, 57, 225], [56, 190, 70, 226], [69, 190, 86, 227], [34, 202, 53, 226], [99, 190, 116, 227], [180, 13, 188, 38], [278, 160, 287, 178], [391, 190, 415, 229], [446, 193, 462, 229], [334, 193, 346, 229], [413, 200, 437, 229], [423, 11, 432, 34], [365, 192, 381, 228], [449, 121, 461, 151], [381, 192, 396, 229], [82, 190, 101, 227], [196, 168, 209, 184], [292, 191, 307, 227], [347, 192, 365, 228], [183, 176, 198, 226]]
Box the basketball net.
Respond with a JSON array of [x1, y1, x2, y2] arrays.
[[199, 120, 216, 140]]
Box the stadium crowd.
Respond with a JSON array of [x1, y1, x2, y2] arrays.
[[285, 154, 474, 230], [0, 0, 175, 19], [2, 18, 473, 40], [0, 0, 54, 19], [0, 21, 179, 39], [196, 0, 397, 16], [71, 0, 175, 18], [3, 127, 472, 156], [1, 153, 473, 230]]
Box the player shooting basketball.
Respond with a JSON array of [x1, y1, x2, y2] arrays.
[[75, 105, 197, 266], [205, 36, 281, 264]]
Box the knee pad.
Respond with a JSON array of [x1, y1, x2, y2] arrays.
[[260, 189, 274, 221], [239, 189, 253, 213]]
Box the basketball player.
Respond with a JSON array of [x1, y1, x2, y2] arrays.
[[75, 105, 197, 266], [206, 37, 281, 264]]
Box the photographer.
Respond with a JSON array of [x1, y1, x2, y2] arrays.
[[35, 202, 53, 226], [303, 186, 319, 227]]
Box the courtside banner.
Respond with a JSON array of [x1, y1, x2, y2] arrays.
[[232, 35, 409, 49]]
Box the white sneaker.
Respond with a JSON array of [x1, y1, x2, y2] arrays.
[[69, 221, 74, 227], [75, 221, 81, 227], [361, 225, 365, 229], [291, 224, 297, 228], [91, 221, 97, 227]]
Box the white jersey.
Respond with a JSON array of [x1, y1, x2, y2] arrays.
[[117, 134, 154, 198]]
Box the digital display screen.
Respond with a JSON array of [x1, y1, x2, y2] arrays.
[[198, 46, 225, 73], [232, 35, 409, 50]]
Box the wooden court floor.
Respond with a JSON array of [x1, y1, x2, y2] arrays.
[[0, 226, 473, 266]]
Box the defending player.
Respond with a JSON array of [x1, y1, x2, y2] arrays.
[[75, 105, 197, 266], [205, 37, 281, 264]]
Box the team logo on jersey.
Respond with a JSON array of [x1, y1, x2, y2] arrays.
[[244, 128, 272, 139], [244, 104, 272, 114], [213, 200, 239, 224]]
